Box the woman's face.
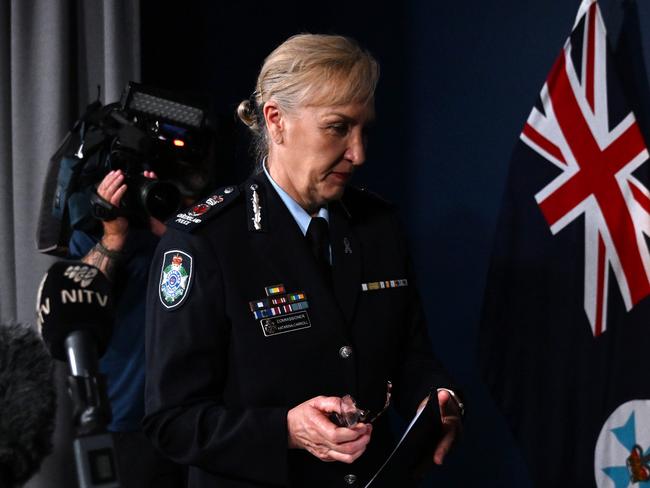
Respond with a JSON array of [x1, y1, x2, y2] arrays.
[[267, 100, 374, 214]]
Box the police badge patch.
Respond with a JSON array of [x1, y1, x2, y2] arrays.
[[159, 250, 193, 310]]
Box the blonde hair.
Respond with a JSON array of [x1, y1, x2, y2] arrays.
[[237, 33, 379, 167]]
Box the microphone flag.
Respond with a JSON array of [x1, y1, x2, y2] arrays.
[[37, 261, 114, 361]]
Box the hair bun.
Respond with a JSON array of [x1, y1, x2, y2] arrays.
[[237, 99, 259, 130]]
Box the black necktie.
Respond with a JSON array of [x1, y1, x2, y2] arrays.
[[306, 217, 331, 281]]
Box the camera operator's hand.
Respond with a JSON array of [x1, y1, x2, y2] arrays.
[[84, 170, 163, 281], [97, 170, 129, 251], [97, 169, 166, 247]]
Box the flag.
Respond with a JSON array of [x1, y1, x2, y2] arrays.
[[478, 1, 650, 486]]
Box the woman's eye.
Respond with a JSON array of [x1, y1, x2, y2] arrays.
[[329, 123, 349, 135]]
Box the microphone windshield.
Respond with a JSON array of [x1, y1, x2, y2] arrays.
[[36, 261, 114, 361], [0, 322, 55, 486]]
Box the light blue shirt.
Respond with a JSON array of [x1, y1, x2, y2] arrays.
[[263, 161, 332, 263], [263, 162, 330, 234]]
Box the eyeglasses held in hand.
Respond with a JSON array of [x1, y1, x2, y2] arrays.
[[331, 381, 392, 427]]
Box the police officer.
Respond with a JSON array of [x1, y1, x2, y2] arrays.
[[144, 34, 463, 488]]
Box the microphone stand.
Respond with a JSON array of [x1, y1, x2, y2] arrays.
[[65, 330, 121, 488]]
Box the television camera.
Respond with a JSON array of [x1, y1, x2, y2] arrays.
[[37, 82, 213, 256]]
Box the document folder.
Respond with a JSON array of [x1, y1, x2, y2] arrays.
[[364, 391, 442, 487]]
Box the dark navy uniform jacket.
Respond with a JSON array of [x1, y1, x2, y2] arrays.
[[143, 172, 456, 488]]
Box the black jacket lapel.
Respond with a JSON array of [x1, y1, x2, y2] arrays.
[[329, 200, 362, 325], [246, 174, 349, 337]]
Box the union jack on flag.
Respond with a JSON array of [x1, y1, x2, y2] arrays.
[[520, 0, 650, 336]]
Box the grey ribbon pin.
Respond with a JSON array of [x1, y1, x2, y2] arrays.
[[343, 237, 352, 254]]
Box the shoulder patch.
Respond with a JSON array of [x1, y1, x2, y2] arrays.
[[166, 185, 240, 232], [159, 250, 193, 310]]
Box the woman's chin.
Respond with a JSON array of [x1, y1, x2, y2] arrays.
[[321, 183, 347, 203]]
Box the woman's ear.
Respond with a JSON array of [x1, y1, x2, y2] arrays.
[[263, 101, 284, 144]]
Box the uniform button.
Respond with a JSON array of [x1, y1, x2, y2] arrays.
[[344, 473, 357, 485], [224, 186, 234, 194], [339, 346, 353, 359]]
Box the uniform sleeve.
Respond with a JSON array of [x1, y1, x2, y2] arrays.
[[391, 213, 462, 417], [142, 228, 289, 486]]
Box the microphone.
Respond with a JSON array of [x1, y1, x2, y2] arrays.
[[0, 322, 56, 488], [37, 261, 114, 364], [36, 261, 120, 488]]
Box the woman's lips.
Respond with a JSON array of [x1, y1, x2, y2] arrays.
[[330, 171, 351, 183]]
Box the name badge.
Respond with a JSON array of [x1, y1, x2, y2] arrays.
[[250, 284, 311, 337], [260, 311, 311, 337]]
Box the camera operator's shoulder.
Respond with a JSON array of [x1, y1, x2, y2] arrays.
[[165, 185, 243, 234]]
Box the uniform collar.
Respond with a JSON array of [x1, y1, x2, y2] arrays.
[[262, 159, 329, 236]]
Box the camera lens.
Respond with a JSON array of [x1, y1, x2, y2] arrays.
[[139, 180, 181, 221]]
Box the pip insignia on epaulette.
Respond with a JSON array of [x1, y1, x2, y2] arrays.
[[344, 185, 394, 213], [167, 185, 240, 232], [356, 185, 392, 205]]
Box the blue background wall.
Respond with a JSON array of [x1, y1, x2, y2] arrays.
[[140, 1, 650, 485]]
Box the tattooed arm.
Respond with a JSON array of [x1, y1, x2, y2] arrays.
[[81, 170, 130, 281], [82, 238, 126, 282]]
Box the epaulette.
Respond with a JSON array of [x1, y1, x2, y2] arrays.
[[166, 185, 241, 232], [341, 185, 394, 218], [350, 185, 393, 205]]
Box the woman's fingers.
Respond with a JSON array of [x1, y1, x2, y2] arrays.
[[287, 396, 373, 463]]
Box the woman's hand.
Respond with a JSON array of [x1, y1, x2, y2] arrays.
[[287, 396, 372, 464], [427, 389, 462, 465]]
